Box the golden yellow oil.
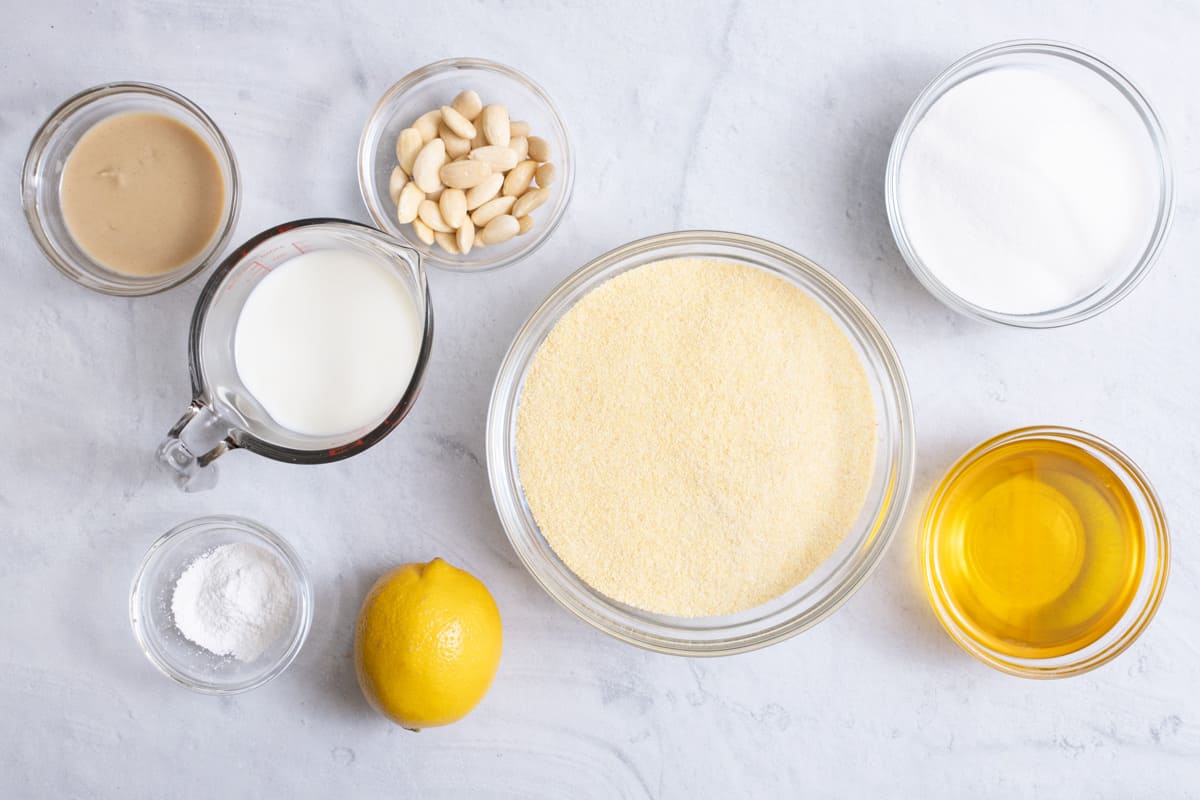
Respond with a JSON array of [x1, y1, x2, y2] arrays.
[[925, 437, 1144, 659]]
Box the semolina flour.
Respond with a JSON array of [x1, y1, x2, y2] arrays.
[[515, 257, 877, 617]]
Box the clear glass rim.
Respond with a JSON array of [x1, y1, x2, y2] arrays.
[[186, 218, 434, 464], [21, 81, 242, 297], [128, 515, 314, 694], [357, 56, 575, 273], [884, 39, 1175, 329], [921, 425, 1170, 678], [486, 230, 916, 655]]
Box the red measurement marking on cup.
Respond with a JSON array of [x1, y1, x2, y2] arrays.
[[259, 245, 286, 264], [328, 438, 365, 457], [293, 242, 305, 255]]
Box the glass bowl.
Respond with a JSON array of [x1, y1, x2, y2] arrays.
[[22, 82, 241, 296], [885, 40, 1174, 328], [358, 57, 573, 272], [921, 426, 1169, 678], [486, 231, 916, 655], [129, 515, 313, 693]]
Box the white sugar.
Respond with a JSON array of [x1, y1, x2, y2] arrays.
[[898, 65, 1159, 315]]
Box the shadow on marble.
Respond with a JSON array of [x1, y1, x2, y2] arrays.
[[290, 560, 380, 726], [826, 53, 956, 323], [852, 426, 981, 667]]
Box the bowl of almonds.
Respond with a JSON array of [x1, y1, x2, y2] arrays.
[[358, 58, 573, 272]]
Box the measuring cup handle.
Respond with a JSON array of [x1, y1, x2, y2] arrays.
[[156, 401, 236, 491]]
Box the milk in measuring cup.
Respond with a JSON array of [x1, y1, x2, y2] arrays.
[[233, 249, 422, 437]]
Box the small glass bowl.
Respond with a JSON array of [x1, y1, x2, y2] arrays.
[[921, 426, 1169, 678], [885, 40, 1174, 328], [129, 515, 313, 693], [486, 231, 916, 656], [22, 82, 241, 296], [358, 57, 573, 272]]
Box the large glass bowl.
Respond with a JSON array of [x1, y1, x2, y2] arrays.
[[358, 57, 573, 272], [487, 231, 915, 655], [885, 40, 1174, 328]]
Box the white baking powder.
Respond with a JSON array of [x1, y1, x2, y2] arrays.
[[171, 542, 294, 662], [897, 64, 1159, 315]]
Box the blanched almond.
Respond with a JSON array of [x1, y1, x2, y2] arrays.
[[396, 128, 423, 175], [509, 135, 529, 162], [535, 162, 556, 187], [439, 122, 472, 159], [413, 109, 442, 143], [457, 218, 475, 255], [481, 214, 520, 245], [469, 145, 518, 172], [465, 173, 504, 210], [513, 186, 550, 218], [509, 120, 531, 138], [412, 138, 446, 194], [440, 159, 493, 190], [388, 166, 407, 204], [396, 181, 424, 224], [503, 160, 537, 197], [470, 125, 487, 149], [451, 89, 483, 121], [434, 230, 460, 254], [412, 217, 435, 245], [439, 188, 467, 229], [418, 199, 453, 233], [527, 135, 551, 162], [440, 105, 476, 140], [517, 215, 534, 235], [470, 195, 516, 227], [480, 104, 510, 147]]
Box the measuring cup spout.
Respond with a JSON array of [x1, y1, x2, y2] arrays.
[[156, 400, 235, 491]]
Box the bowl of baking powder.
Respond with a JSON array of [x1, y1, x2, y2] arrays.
[[129, 515, 313, 694]]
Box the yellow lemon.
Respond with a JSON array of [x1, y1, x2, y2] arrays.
[[354, 558, 502, 729]]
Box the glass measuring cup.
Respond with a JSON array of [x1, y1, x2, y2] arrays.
[[158, 218, 433, 490]]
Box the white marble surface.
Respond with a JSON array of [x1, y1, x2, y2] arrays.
[[3, 1, 1198, 796]]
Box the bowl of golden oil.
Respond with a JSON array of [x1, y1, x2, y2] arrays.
[[922, 426, 1169, 678]]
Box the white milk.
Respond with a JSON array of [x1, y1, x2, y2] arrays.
[[233, 249, 422, 438]]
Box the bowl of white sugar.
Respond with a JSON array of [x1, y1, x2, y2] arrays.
[[886, 40, 1173, 327], [130, 516, 313, 693]]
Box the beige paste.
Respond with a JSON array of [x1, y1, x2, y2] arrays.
[[60, 111, 225, 277]]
